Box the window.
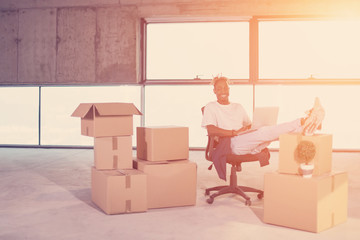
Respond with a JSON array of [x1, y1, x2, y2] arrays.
[[41, 86, 141, 146], [259, 20, 360, 79], [255, 84, 360, 149], [144, 84, 253, 147], [1, 18, 360, 151], [146, 22, 249, 80], [0, 87, 39, 145]]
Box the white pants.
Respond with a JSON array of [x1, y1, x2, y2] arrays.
[[231, 119, 303, 155]]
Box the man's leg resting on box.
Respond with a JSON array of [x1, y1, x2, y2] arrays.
[[230, 97, 326, 155], [230, 118, 303, 155]]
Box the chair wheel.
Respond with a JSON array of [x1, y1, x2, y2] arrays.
[[207, 197, 214, 204], [205, 190, 210, 196], [245, 199, 251, 206], [257, 192, 264, 199]]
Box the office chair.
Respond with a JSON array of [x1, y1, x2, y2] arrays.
[[202, 107, 270, 206]]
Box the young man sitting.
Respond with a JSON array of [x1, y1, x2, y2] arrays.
[[201, 76, 325, 180]]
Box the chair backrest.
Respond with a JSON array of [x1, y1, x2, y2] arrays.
[[201, 106, 218, 161]]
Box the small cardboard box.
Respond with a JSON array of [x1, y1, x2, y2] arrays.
[[71, 102, 141, 137], [94, 136, 133, 170], [264, 171, 348, 233], [91, 167, 147, 214], [279, 133, 332, 176], [137, 126, 189, 161], [133, 158, 197, 209]]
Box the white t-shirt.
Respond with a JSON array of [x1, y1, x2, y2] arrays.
[[201, 101, 251, 130]]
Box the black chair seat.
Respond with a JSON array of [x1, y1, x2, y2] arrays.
[[205, 146, 270, 206], [226, 148, 270, 171]]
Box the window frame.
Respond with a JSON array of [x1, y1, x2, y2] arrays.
[[2, 15, 360, 151], [141, 17, 253, 85], [142, 15, 360, 85], [255, 15, 360, 84]]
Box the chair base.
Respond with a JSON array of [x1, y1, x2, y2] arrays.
[[205, 165, 264, 206]]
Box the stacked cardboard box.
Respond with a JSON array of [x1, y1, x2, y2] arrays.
[[263, 133, 348, 233], [72, 103, 197, 213], [134, 126, 197, 209], [72, 102, 147, 214]]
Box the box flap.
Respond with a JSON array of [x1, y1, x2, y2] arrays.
[[138, 126, 185, 129], [135, 158, 189, 165], [118, 169, 145, 176], [71, 103, 94, 118], [94, 103, 142, 116]]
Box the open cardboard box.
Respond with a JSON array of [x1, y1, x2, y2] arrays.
[[71, 102, 141, 137]]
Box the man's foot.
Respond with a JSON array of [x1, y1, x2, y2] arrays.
[[302, 97, 325, 136]]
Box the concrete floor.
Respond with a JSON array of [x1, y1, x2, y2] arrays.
[[0, 148, 359, 240]]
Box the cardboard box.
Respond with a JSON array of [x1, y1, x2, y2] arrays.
[[94, 136, 133, 170], [279, 133, 332, 176], [137, 126, 189, 161], [71, 102, 141, 137], [263, 171, 348, 233], [91, 167, 147, 214], [133, 158, 197, 209]]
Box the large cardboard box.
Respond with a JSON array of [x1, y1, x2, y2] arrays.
[[137, 126, 189, 161], [133, 158, 197, 209], [279, 133, 332, 176], [264, 171, 348, 233], [91, 167, 147, 214], [71, 102, 141, 137], [94, 136, 133, 170]]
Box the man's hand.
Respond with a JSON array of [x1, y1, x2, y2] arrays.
[[207, 124, 252, 137], [233, 124, 251, 136]]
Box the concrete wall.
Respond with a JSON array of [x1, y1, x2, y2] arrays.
[[0, 3, 138, 84], [1, 0, 360, 85]]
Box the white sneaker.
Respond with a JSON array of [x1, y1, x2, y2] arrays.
[[303, 97, 325, 136]]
